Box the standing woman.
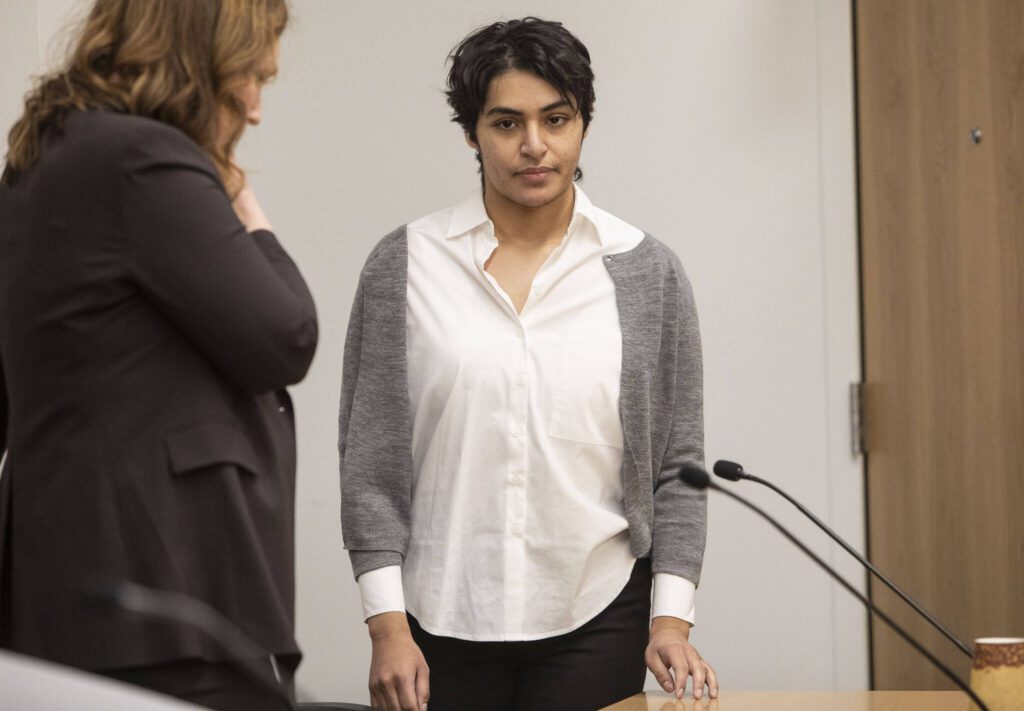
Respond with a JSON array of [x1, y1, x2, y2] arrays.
[[0, 1, 316, 709], [340, 17, 716, 711]]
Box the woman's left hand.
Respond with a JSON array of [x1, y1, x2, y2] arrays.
[[645, 616, 719, 701]]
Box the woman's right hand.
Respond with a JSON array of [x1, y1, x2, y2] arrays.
[[231, 183, 273, 233], [367, 612, 430, 711]]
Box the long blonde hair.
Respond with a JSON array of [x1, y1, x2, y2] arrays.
[[2, 0, 287, 194]]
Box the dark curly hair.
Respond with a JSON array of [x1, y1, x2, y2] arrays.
[[446, 17, 595, 180]]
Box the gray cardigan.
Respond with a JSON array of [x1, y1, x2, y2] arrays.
[[339, 226, 707, 586]]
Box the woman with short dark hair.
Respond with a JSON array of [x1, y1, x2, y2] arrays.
[[340, 17, 716, 711]]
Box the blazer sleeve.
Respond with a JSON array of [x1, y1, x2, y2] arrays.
[[120, 124, 317, 394], [0, 348, 7, 455], [651, 259, 708, 586]]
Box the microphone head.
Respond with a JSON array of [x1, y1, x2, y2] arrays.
[[679, 466, 711, 490], [713, 460, 745, 481]]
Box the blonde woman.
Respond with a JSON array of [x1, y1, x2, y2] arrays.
[[0, 2, 316, 709]]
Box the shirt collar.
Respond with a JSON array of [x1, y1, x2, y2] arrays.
[[446, 189, 493, 240], [569, 185, 604, 245], [445, 184, 606, 246]]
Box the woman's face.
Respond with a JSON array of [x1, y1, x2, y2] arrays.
[[242, 42, 280, 127], [237, 74, 264, 126], [222, 42, 278, 140], [467, 69, 586, 211]]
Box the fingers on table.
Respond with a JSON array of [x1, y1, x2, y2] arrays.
[[645, 645, 676, 694], [703, 660, 720, 699], [684, 648, 707, 700], [649, 644, 719, 701], [666, 645, 695, 699]]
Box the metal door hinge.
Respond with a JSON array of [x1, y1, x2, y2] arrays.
[[850, 382, 866, 456]]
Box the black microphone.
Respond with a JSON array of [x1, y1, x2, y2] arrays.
[[711, 459, 974, 659], [712, 459, 745, 481], [679, 466, 988, 711], [85, 581, 295, 708]]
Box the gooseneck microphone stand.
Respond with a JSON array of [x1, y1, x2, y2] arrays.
[[87, 581, 297, 709], [712, 459, 974, 659], [679, 466, 988, 711]]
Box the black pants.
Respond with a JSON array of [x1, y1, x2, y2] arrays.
[[410, 558, 652, 711], [101, 656, 296, 711]]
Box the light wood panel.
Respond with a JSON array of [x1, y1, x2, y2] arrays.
[[602, 691, 968, 711], [857, 0, 1024, 690]]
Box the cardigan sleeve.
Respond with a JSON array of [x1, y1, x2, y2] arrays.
[[339, 228, 414, 580], [650, 258, 708, 586]]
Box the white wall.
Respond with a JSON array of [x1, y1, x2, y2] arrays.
[[5, 0, 866, 703], [0, 0, 39, 139]]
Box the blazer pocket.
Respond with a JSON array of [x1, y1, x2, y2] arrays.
[[166, 422, 264, 477], [547, 326, 624, 450]]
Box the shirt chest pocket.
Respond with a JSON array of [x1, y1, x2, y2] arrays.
[[546, 318, 625, 450]]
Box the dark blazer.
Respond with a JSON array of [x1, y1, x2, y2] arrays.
[[0, 110, 318, 671]]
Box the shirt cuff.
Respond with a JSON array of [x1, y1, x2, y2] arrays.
[[357, 565, 406, 621], [651, 573, 697, 625]]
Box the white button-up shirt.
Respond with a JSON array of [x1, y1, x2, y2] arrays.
[[358, 186, 695, 640]]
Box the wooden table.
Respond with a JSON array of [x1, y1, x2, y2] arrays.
[[601, 691, 970, 710]]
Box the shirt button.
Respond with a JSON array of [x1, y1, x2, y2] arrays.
[[513, 426, 525, 438], [515, 373, 526, 386], [278, 406, 287, 414], [511, 524, 524, 537]]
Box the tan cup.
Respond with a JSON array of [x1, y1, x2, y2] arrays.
[[970, 638, 1024, 711]]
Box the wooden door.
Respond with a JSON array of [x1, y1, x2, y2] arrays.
[[856, 0, 1024, 690]]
